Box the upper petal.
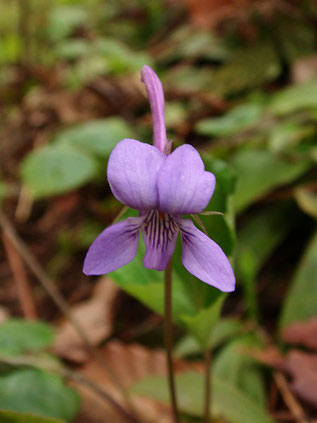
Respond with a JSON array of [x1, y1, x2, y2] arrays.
[[141, 210, 178, 271], [157, 144, 215, 215], [179, 219, 235, 292], [83, 217, 143, 275], [107, 139, 166, 210], [141, 65, 167, 153]]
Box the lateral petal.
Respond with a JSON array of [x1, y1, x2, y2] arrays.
[[179, 219, 235, 292], [83, 217, 143, 275]]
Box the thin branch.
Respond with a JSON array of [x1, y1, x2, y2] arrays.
[[2, 232, 37, 320], [15, 186, 33, 222], [0, 209, 140, 423], [274, 371, 310, 423]]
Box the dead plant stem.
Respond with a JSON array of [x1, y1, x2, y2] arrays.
[[2, 232, 37, 320]]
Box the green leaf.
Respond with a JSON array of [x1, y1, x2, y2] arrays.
[[232, 149, 310, 213], [21, 146, 97, 198], [210, 43, 280, 95], [56, 39, 89, 60], [131, 371, 275, 423], [280, 231, 317, 329], [174, 318, 244, 357], [54, 118, 135, 157], [158, 27, 229, 62], [111, 240, 196, 325], [0, 320, 54, 355], [163, 66, 214, 93], [0, 33, 22, 64], [274, 18, 315, 63], [213, 335, 266, 406], [112, 234, 226, 345], [238, 367, 267, 408], [0, 410, 65, 423], [201, 156, 237, 256], [94, 39, 153, 73], [269, 79, 317, 115], [0, 369, 80, 421], [165, 102, 188, 129], [294, 187, 317, 218], [236, 204, 293, 318], [196, 104, 263, 137], [181, 294, 226, 349], [47, 6, 88, 42], [268, 121, 313, 154]]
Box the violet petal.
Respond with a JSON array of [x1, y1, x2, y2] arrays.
[[83, 217, 143, 275], [157, 144, 215, 215], [141, 211, 178, 271], [141, 65, 167, 153], [107, 138, 165, 210], [179, 218, 235, 292]]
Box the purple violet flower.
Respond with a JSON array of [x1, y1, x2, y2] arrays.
[[83, 66, 235, 292]]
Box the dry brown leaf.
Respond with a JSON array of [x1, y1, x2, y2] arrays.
[[23, 88, 93, 126], [282, 318, 317, 351], [291, 54, 317, 84], [53, 277, 119, 363], [184, 0, 291, 29], [74, 340, 203, 423], [251, 346, 285, 369], [185, 0, 240, 29], [285, 350, 317, 409], [0, 306, 9, 323]]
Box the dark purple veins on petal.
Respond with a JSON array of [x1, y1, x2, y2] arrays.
[[142, 210, 177, 250], [141, 210, 178, 270]]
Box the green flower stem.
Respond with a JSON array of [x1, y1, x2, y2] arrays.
[[204, 349, 212, 423], [164, 259, 179, 423]]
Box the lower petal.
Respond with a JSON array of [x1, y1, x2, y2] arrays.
[[83, 217, 143, 275], [141, 211, 178, 271], [179, 219, 235, 292]]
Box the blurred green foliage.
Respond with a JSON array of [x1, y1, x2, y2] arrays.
[[1, 0, 317, 421], [0, 320, 80, 421]]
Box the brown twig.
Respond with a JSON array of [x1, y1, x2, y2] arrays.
[[0, 209, 140, 423], [2, 233, 37, 320], [274, 371, 310, 423], [15, 186, 33, 222]]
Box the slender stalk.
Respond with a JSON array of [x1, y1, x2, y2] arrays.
[[164, 259, 179, 423], [204, 349, 212, 423]]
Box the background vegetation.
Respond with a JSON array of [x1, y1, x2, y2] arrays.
[[0, 0, 316, 422]]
